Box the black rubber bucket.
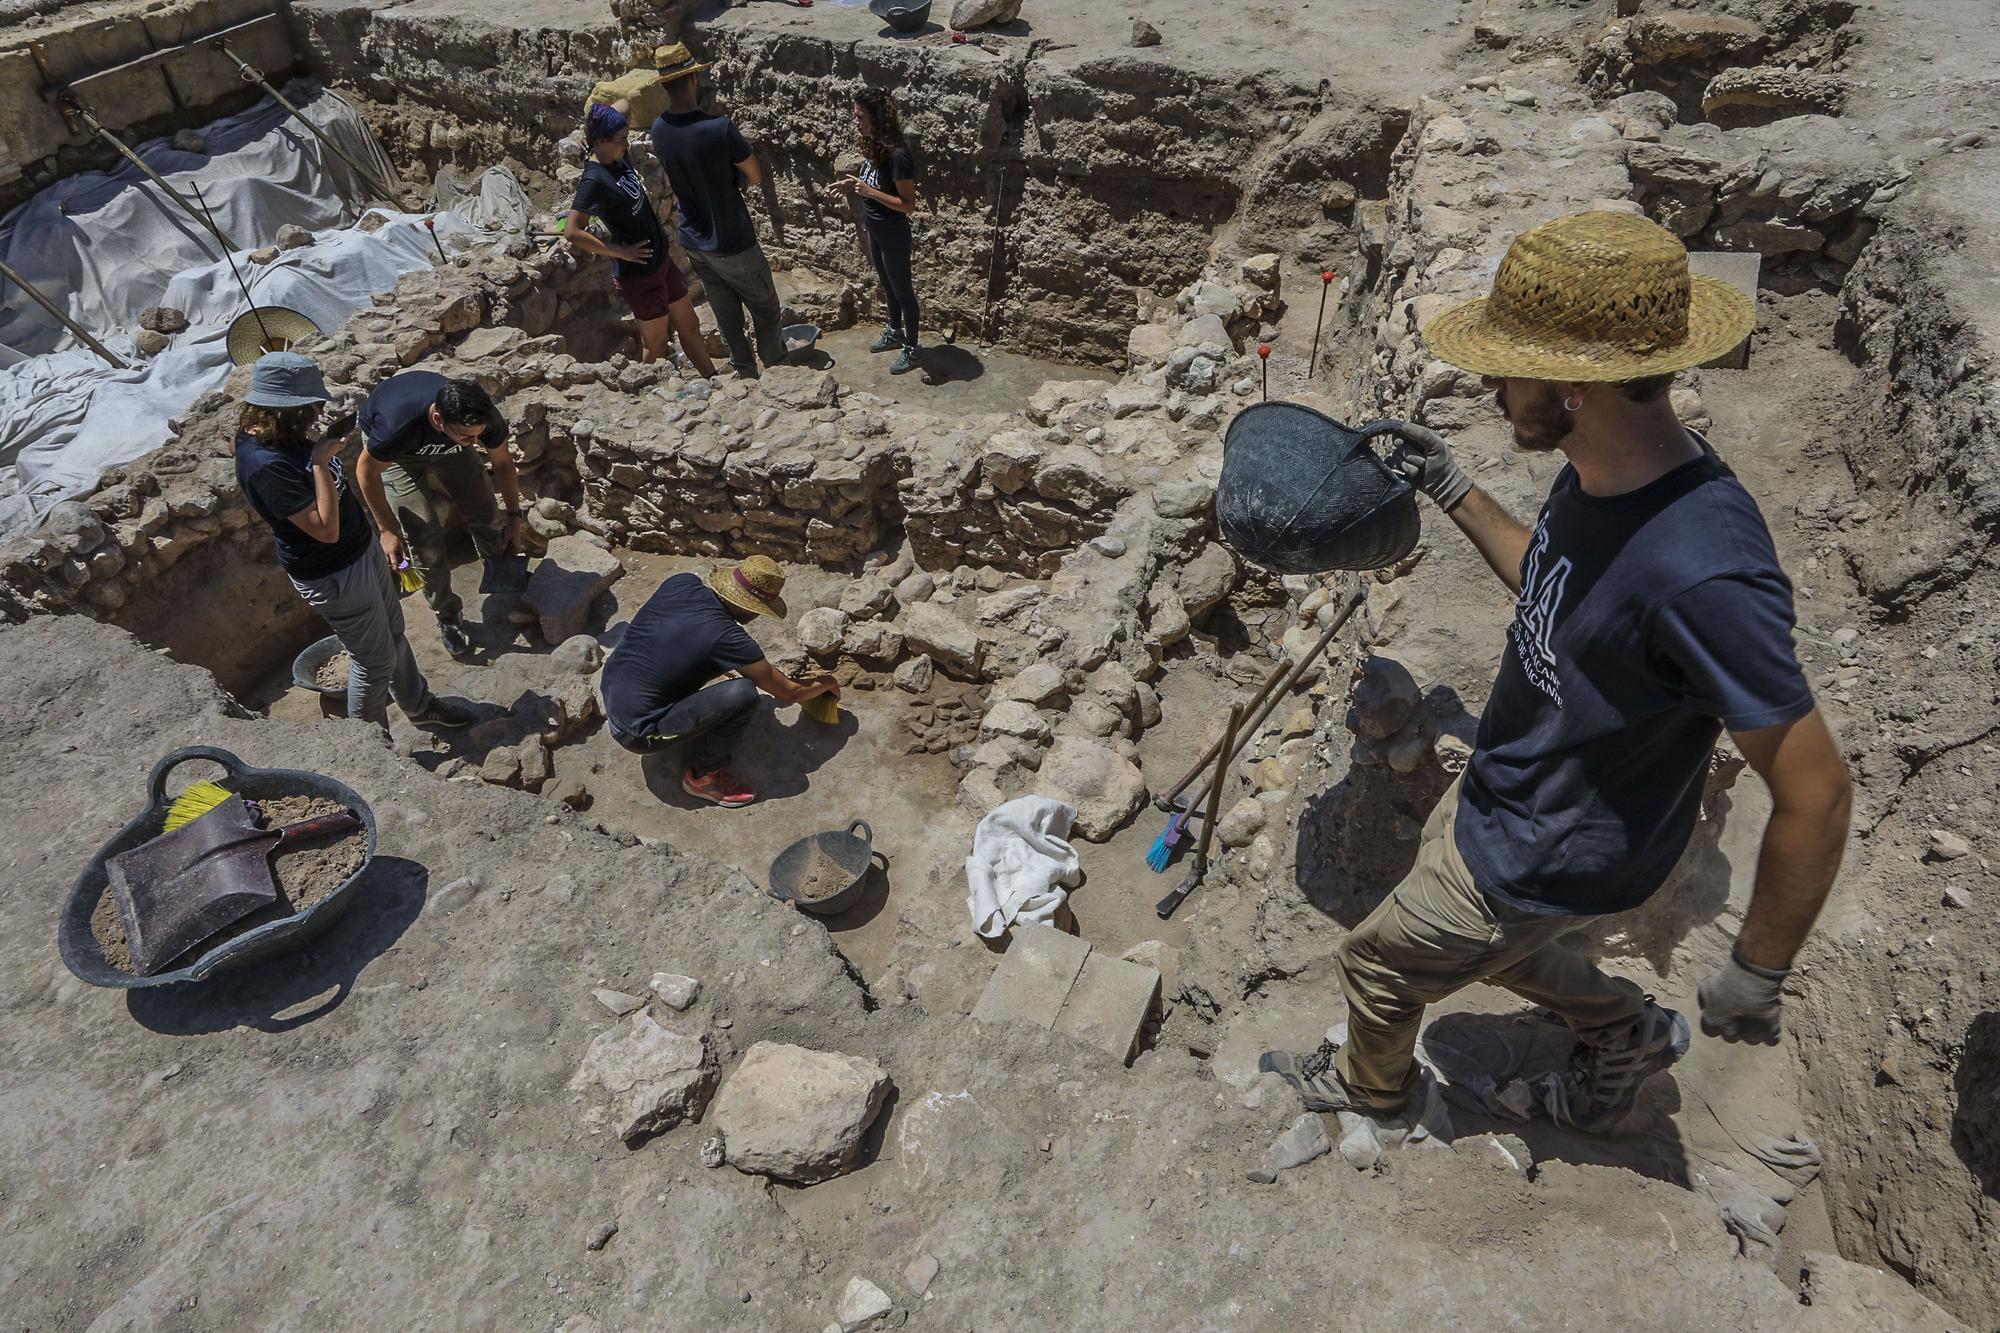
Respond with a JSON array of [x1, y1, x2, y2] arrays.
[[1215, 403, 1421, 574], [293, 633, 348, 700], [767, 820, 877, 916], [870, 0, 932, 32], [58, 746, 378, 989]]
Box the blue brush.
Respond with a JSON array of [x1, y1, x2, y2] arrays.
[[1146, 809, 1189, 873]]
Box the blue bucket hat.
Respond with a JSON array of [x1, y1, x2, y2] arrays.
[[585, 101, 629, 145], [244, 351, 331, 409]]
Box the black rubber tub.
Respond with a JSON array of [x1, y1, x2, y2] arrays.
[[58, 746, 378, 989], [293, 633, 348, 700], [767, 819, 877, 916]]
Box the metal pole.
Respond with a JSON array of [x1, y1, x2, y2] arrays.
[[0, 257, 128, 369], [189, 181, 271, 348], [215, 42, 407, 208], [66, 101, 238, 254], [1309, 269, 1335, 372]]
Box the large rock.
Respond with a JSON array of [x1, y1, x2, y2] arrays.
[[1035, 737, 1146, 841], [567, 1011, 717, 1143], [901, 604, 982, 678], [712, 1043, 892, 1184], [1176, 543, 1242, 621], [525, 537, 625, 643], [798, 606, 849, 658], [756, 365, 839, 410], [950, 0, 1021, 30]]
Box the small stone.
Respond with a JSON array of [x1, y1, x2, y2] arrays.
[[552, 634, 605, 674], [585, 1220, 618, 1251], [568, 1011, 717, 1142], [905, 1253, 939, 1297], [1130, 18, 1161, 47], [171, 129, 206, 153], [1927, 829, 1971, 862], [1003, 662, 1066, 705], [1877, 1052, 1902, 1086], [547, 777, 592, 811], [1501, 86, 1538, 107], [594, 987, 647, 1017], [837, 1277, 894, 1331], [893, 654, 934, 694], [894, 571, 934, 606], [650, 973, 701, 1010], [247, 245, 280, 264], [1942, 886, 1970, 909], [798, 607, 850, 657], [276, 223, 314, 250], [432, 875, 482, 913], [1088, 535, 1127, 558], [1217, 797, 1267, 849], [1256, 1112, 1333, 1178], [134, 328, 171, 355], [700, 1133, 726, 1168], [1946, 131, 1986, 150]]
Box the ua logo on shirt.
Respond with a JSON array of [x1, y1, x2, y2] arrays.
[[1511, 517, 1571, 706]]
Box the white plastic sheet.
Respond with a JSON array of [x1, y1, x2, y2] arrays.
[[0, 85, 524, 536]]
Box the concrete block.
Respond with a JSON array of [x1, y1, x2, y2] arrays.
[[1054, 952, 1161, 1066], [970, 924, 1090, 1031], [1688, 251, 1760, 369]]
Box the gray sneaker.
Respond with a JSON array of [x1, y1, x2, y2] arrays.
[[1557, 1001, 1691, 1134], [408, 695, 478, 729], [868, 327, 900, 353], [1258, 1040, 1415, 1116], [438, 617, 471, 659]]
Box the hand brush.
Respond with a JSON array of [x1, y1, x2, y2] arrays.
[[800, 694, 840, 724], [1145, 808, 1189, 873], [162, 780, 238, 832]]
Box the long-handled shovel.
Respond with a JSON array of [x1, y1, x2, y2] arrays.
[[1155, 702, 1242, 920]]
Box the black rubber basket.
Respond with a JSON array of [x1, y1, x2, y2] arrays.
[[293, 634, 348, 700], [1215, 402, 1422, 574], [58, 746, 379, 989]]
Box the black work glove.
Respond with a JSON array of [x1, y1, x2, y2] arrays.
[[1384, 420, 1473, 513], [1697, 946, 1788, 1046]]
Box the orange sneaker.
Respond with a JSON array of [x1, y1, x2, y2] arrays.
[[683, 768, 755, 808]]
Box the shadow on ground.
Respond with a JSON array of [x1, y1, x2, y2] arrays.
[[126, 855, 428, 1035]]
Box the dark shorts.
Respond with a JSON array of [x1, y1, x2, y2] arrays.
[[612, 263, 690, 321]]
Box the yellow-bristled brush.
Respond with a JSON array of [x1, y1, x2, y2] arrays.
[[800, 694, 840, 725], [162, 780, 236, 832], [398, 567, 425, 594]]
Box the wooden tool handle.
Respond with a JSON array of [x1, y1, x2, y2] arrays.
[[273, 811, 362, 846]]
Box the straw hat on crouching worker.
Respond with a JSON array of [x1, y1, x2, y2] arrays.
[[1421, 210, 1754, 381], [709, 555, 787, 619]]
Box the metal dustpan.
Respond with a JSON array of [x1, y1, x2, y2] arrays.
[[479, 553, 531, 595], [106, 795, 281, 975]]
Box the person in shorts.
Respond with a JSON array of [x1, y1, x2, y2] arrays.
[[566, 100, 716, 375]]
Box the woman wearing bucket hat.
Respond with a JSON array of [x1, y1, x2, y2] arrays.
[[233, 351, 478, 731], [599, 555, 840, 808], [565, 100, 718, 377], [1263, 211, 1851, 1134]]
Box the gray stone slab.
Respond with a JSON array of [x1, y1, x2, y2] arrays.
[[1688, 251, 1761, 370], [1053, 952, 1162, 1066], [970, 924, 1091, 1031]]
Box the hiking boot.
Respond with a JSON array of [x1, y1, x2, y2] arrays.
[[408, 695, 479, 729], [890, 345, 920, 375], [1259, 1040, 1415, 1117], [868, 327, 901, 353], [683, 767, 755, 808], [438, 616, 471, 659], [1557, 1001, 1691, 1134]]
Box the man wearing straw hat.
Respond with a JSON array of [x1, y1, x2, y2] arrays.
[[647, 43, 789, 379], [1263, 211, 1852, 1133], [600, 555, 840, 808]]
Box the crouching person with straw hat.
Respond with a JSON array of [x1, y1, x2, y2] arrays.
[[600, 556, 840, 808], [233, 352, 479, 733], [1262, 211, 1851, 1134]]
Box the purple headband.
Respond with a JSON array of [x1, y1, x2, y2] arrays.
[[586, 102, 628, 145]]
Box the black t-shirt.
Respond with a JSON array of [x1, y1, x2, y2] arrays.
[[858, 147, 915, 231], [361, 371, 456, 462], [649, 110, 757, 256], [572, 158, 667, 279], [235, 432, 371, 581], [1456, 443, 1813, 917], [601, 573, 766, 737]]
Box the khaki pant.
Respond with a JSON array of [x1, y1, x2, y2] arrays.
[[1334, 779, 1647, 1109], [382, 447, 503, 623]]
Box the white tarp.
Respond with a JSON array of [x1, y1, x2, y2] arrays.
[[0, 85, 522, 537]]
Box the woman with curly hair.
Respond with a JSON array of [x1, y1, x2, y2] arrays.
[[834, 88, 922, 376]]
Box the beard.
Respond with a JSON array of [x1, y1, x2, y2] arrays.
[[1498, 381, 1573, 453]]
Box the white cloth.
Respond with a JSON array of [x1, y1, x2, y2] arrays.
[[966, 796, 1083, 939]]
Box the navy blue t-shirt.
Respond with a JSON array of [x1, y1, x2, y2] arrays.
[[858, 146, 915, 231], [360, 371, 455, 462], [650, 110, 757, 256], [601, 573, 766, 738], [1456, 445, 1813, 916], [235, 432, 371, 581], [572, 158, 667, 279]]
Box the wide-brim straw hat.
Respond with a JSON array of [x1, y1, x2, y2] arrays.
[[1422, 210, 1754, 382], [226, 305, 323, 368], [654, 42, 710, 83], [709, 555, 787, 619]]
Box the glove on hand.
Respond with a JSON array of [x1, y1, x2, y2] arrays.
[[1697, 946, 1788, 1046], [1385, 421, 1473, 512]]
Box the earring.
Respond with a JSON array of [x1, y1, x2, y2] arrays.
[[1562, 392, 1584, 412]]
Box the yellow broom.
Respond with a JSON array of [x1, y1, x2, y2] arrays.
[[800, 693, 840, 725], [162, 780, 236, 831]]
